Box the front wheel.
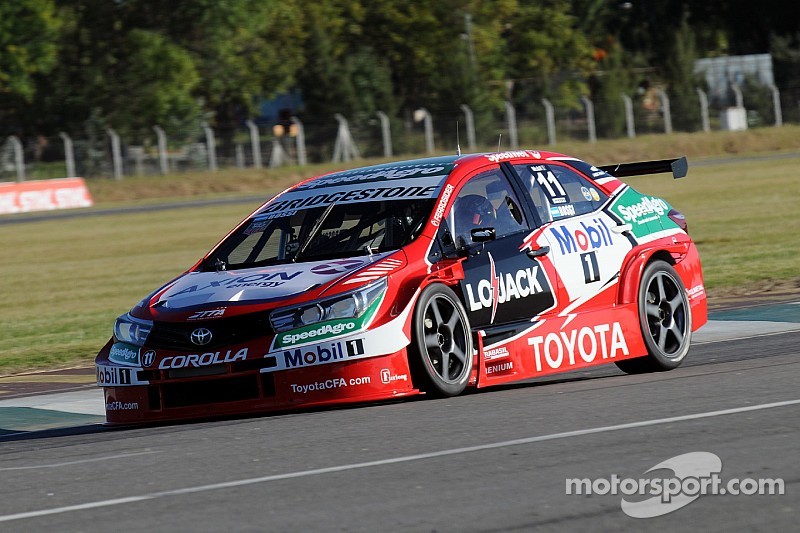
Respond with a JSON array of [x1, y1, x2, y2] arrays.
[[410, 284, 473, 396], [616, 260, 692, 374]]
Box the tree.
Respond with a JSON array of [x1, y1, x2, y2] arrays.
[[0, 0, 60, 134], [665, 15, 701, 132]]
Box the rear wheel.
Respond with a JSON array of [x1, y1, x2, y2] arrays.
[[410, 284, 473, 396], [616, 260, 692, 374]]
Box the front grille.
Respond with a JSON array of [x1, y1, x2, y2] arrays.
[[161, 374, 261, 409], [148, 311, 273, 351]]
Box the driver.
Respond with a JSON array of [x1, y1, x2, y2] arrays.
[[453, 194, 496, 247]]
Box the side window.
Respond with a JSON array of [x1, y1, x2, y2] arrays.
[[447, 169, 527, 247], [513, 163, 608, 224]]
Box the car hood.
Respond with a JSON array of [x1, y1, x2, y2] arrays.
[[154, 256, 387, 310]]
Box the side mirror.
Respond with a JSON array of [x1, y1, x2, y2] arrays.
[[470, 227, 496, 243]]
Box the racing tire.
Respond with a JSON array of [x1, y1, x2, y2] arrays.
[[410, 284, 474, 396], [616, 260, 692, 374]]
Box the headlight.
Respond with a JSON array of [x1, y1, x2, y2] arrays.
[[270, 278, 387, 333], [113, 313, 153, 347]]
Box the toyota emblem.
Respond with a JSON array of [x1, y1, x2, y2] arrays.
[[190, 327, 213, 346]]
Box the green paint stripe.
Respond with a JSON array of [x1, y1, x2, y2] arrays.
[[709, 303, 800, 323], [0, 407, 104, 434]]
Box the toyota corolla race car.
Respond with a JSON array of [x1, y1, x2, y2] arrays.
[[96, 150, 707, 424]]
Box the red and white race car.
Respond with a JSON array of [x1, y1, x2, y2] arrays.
[[96, 150, 707, 424]]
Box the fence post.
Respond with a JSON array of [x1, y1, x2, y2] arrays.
[[769, 84, 783, 126], [622, 94, 636, 138], [107, 128, 123, 180], [376, 111, 393, 157], [270, 139, 288, 168], [59, 132, 76, 177], [7, 136, 25, 182], [696, 88, 710, 132], [504, 101, 519, 150], [655, 89, 672, 134], [459, 104, 477, 150], [235, 144, 245, 168], [291, 116, 307, 166], [541, 98, 556, 145], [414, 108, 435, 154], [246, 120, 262, 169], [201, 122, 217, 171], [580, 96, 597, 143], [731, 84, 744, 108], [152, 126, 169, 175], [332, 114, 360, 162]]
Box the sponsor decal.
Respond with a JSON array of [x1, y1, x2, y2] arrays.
[[273, 297, 382, 349], [581, 186, 592, 201], [108, 343, 140, 366], [687, 284, 705, 300], [105, 401, 139, 411], [484, 346, 509, 361], [141, 349, 156, 367], [190, 327, 213, 346], [310, 260, 364, 275], [243, 220, 270, 235], [549, 218, 613, 255], [590, 188, 601, 202], [550, 204, 576, 218], [380, 368, 409, 384], [96, 364, 148, 386], [528, 322, 629, 372], [487, 361, 513, 374], [485, 150, 538, 163], [255, 178, 442, 218], [294, 164, 450, 190], [188, 308, 226, 321], [173, 271, 303, 296], [280, 321, 357, 347], [158, 348, 248, 369], [290, 375, 371, 394], [465, 253, 545, 317], [609, 188, 675, 238], [431, 183, 454, 227], [283, 338, 365, 368]]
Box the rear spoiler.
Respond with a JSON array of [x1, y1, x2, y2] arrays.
[[598, 156, 688, 179]]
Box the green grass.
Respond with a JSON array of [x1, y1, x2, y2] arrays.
[[1, 126, 800, 374]]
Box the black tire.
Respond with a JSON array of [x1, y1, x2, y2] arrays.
[[616, 260, 692, 374], [410, 284, 473, 396]]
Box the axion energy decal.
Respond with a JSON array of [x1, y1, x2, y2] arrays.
[[608, 187, 678, 238], [255, 175, 447, 219]]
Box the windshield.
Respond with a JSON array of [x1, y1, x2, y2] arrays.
[[206, 198, 435, 270]]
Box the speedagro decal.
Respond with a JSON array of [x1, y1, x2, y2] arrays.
[[528, 322, 629, 372], [609, 188, 677, 238], [273, 297, 381, 349], [485, 150, 539, 163], [294, 163, 450, 191], [158, 348, 248, 369], [108, 343, 140, 366]]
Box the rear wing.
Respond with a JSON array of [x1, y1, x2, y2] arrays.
[[598, 156, 688, 179]]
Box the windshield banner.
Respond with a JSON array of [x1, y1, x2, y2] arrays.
[[254, 176, 445, 220]]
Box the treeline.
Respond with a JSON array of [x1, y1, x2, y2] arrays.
[[2, 0, 800, 145]]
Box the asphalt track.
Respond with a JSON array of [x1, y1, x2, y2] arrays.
[[0, 303, 798, 532]]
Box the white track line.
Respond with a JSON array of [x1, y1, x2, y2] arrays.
[[1, 398, 798, 523], [0, 451, 158, 472]]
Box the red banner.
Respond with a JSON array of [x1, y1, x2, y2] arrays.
[[0, 178, 94, 215]]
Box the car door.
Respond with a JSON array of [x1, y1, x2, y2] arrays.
[[510, 161, 634, 309], [445, 167, 557, 329]]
